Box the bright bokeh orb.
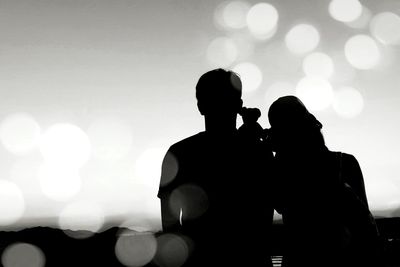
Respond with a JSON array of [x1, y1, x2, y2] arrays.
[[246, 3, 279, 39], [38, 163, 81, 202], [232, 62, 263, 93], [222, 1, 250, 30], [159, 151, 179, 187], [370, 12, 400, 45], [9, 159, 42, 201], [87, 117, 133, 161], [256, 25, 278, 40], [1, 243, 45, 267], [345, 6, 372, 29], [0, 180, 25, 226], [230, 33, 256, 60], [206, 37, 238, 68], [153, 234, 191, 267], [214, 1, 249, 30], [134, 147, 169, 187], [213, 2, 227, 29], [333, 87, 364, 118], [285, 24, 320, 55], [59, 201, 105, 238], [329, 0, 362, 22], [0, 113, 41, 155], [115, 230, 158, 267], [169, 184, 209, 222], [302, 52, 334, 79], [295, 76, 334, 111], [344, 35, 381, 70], [39, 123, 91, 168]]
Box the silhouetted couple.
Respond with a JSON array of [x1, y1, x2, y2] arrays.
[[158, 69, 380, 267]]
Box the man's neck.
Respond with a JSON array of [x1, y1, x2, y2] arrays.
[[204, 116, 237, 135]]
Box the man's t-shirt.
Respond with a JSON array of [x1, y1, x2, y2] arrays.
[[158, 131, 273, 266]]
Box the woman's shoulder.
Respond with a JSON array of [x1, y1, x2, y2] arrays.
[[328, 150, 356, 160], [341, 152, 356, 161], [328, 151, 360, 170]]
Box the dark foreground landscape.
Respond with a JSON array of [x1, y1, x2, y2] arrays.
[[0, 218, 400, 267]]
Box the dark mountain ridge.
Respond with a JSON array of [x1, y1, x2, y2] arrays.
[[0, 217, 399, 267]]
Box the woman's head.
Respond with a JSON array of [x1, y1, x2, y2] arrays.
[[268, 95, 325, 153]]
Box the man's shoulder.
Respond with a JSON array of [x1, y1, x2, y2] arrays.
[[169, 132, 207, 153]]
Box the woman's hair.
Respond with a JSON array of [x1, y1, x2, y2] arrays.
[[268, 95, 326, 151]]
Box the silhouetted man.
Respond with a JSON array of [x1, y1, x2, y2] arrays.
[[158, 69, 274, 266]]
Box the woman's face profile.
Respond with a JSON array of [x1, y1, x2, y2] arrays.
[[270, 122, 311, 154]]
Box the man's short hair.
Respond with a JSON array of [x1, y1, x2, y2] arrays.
[[195, 69, 242, 114]]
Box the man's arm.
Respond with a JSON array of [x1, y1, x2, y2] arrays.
[[158, 150, 181, 232]]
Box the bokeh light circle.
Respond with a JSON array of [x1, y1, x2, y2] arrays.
[[0, 113, 41, 155], [285, 24, 320, 55], [254, 25, 278, 40], [39, 123, 91, 168], [345, 6, 372, 29], [370, 12, 400, 45], [246, 3, 279, 38], [230, 33, 256, 60], [38, 163, 81, 202], [233, 62, 263, 93], [59, 201, 105, 239], [206, 37, 238, 68], [87, 117, 133, 161], [214, 1, 249, 30], [9, 158, 41, 197], [344, 34, 381, 70], [153, 234, 191, 267], [169, 184, 209, 222], [1, 243, 45, 267], [0, 180, 25, 226], [333, 87, 364, 118], [329, 0, 362, 22], [159, 151, 179, 187], [295, 76, 334, 111], [222, 1, 250, 30], [115, 230, 158, 267], [302, 52, 334, 79]]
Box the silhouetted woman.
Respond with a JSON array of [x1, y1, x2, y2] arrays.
[[268, 96, 379, 267]]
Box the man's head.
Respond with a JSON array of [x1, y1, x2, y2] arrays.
[[196, 69, 243, 117]]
